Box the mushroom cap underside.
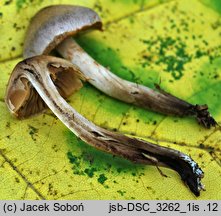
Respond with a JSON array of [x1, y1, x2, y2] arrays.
[[24, 5, 102, 58], [5, 55, 85, 118]]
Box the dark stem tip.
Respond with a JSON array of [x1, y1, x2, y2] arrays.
[[141, 149, 205, 196], [180, 155, 205, 196], [162, 154, 205, 196], [192, 104, 217, 129]]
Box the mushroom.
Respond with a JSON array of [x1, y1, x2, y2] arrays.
[[5, 55, 204, 196], [23, 5, 216, 129]]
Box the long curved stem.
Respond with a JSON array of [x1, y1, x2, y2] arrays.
[[13, 56, 204, 196], [57, 38, 216, 128]]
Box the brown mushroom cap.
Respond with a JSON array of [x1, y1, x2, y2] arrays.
[[5, 56, 85, 118], [24, 5, 102, 58]]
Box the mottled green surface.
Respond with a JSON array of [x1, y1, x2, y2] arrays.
[[200, 0, 221, 14]]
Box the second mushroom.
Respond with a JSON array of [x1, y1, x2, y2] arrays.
[[23, 5, 216, 128]]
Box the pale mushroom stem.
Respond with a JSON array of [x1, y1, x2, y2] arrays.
[[18, 57, 204, 196], [57, 37, 216, 128]]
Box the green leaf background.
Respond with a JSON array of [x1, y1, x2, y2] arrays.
[[0, 0, 221, 199]]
